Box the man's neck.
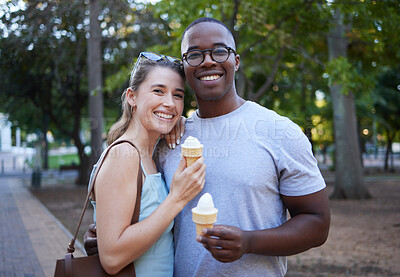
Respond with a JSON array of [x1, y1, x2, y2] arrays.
[[196, 95, 246, 118]]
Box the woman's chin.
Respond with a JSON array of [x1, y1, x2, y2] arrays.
[[156, 125, 174, 136]]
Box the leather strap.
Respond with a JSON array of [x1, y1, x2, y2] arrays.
[[67, 139, 143, 254], [65, 253, 73, 277]]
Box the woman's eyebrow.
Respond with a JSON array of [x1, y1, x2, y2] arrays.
[[151, 84, 167, 88], [151, 84, 185, 93]]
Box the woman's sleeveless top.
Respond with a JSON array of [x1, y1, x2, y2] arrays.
[[89, 158, 174, 277]]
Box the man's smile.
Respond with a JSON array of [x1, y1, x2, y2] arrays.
[[200, 75, 221, 81]]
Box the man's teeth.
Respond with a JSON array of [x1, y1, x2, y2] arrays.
[[155, 112, 173, 119], [200, 75, 221, 81]]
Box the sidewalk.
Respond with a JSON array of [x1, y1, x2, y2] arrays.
[[0, 176, 85, 277]]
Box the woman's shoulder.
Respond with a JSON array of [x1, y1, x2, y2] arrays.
[[109, 141, 140, 157], [102, 141, 140, 172]]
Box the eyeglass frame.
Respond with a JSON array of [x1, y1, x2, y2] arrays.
[[181, 46, 236, 67], [131, 52, 182, 78]]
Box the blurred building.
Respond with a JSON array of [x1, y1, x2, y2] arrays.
[[0, 113, 12, 152]]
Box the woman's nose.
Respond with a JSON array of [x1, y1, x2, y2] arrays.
[[162, 94, 175, 107]]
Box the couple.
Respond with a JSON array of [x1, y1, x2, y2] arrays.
[[87, 17, 330, 277]]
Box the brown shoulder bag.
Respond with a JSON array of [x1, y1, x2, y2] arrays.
[[54, 140, 143, 277]]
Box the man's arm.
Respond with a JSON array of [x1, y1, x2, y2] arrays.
[[197, 188, 330, 263], [84, 224, 98, 256]]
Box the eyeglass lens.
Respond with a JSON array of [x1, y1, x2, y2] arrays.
[[185, 47, 231, 66]]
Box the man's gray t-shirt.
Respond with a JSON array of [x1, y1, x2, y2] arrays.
[[155, 101, 326, 276]]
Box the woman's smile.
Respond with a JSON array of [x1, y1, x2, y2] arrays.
[[154, 111, 174, 120]]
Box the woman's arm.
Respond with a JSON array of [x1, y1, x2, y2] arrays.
[[95, 143, 205, 274]]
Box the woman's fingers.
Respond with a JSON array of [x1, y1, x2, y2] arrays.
[[164, 116, 186, 148]]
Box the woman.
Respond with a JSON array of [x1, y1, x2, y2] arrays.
[[91, 53, 206, 276]]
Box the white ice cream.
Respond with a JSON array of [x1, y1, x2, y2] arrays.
[[192, 193, 218, 215], [181, 136, 203, 149]]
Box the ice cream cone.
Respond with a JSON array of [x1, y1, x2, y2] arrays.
[[192, 211, 218, 236], [181, 146, 203, 167], [192, 193, 218, 237], [181, 136, 203, 167]]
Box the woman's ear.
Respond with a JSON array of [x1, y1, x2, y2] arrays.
[[126, 87, 137, 108]]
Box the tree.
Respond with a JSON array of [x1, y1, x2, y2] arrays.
[[327, 9, 370, 199], [324, 0, 400, 198], [150, 0, 400, 199], [373, 68, 400, 172], [152, 0, 332, 124], [0, 1, 89, 181], [2, 0, 398, 191], [88, 0, 104, 168], [0, 0, 178, 184]]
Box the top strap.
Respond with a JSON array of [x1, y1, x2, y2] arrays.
[[67, 139, 143, 253], [140, 161, 148, 177]]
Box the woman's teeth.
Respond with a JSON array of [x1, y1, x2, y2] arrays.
[[155, 112, 173, 119], [200, 75, 221, 81]]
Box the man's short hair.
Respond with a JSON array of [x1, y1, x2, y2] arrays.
[[181, 17, 235, 47]]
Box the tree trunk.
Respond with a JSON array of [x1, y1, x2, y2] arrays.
[[357, 119, 364, 168], [300, 63, 314, 152], [72, 130, 90, 186], [88, 0, 104, 167], [327, 10, 370, 199], [384, 128, 392, 172], [42, 115, 49, 169], [75, 137, 90, 186]]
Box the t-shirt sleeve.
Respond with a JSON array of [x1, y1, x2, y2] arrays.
[[277, 120, 326, 196]]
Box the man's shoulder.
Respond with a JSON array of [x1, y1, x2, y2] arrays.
[[245, 101, 288, 121], [244, 101, 305, 141], [246, 101, 276, 114]]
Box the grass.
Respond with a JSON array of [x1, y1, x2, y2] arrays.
[[48, 154, 80, 169]]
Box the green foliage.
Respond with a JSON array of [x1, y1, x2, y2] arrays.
[[1, 0, 399, 160], [48, 154, 80, 169], [325, 56, 374, 95], [336, 1, 400, 68], [104, 65, 131, 95], [0, 0, 88, 139], [372, 67, 400, 133]]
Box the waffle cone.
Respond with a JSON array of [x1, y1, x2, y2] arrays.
[[181, 146, 203, 167], [192, 211, 217, 236], [195, 223, 214, 236]]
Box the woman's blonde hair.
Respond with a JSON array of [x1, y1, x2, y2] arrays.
[[107, 58, 184, 145]]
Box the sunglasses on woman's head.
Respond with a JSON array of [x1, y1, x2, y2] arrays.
[[140, 52, 181, 64], [132, 52, 182, 75]]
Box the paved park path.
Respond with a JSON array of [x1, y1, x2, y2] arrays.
[[0, 176, 85, 277]]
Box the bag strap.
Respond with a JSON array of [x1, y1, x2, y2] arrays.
[[67, 139, 143, 253]]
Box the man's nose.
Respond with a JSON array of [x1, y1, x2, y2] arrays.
[[202, 51, 216, 66]]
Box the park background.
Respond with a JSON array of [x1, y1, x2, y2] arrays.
[[0, 0, 399, 276]]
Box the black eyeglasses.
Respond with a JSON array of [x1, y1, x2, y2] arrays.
[[132, 52, 182, 75], [182, 46, 236, 67]]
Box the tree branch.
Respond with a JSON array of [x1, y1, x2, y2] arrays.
[[286, 45, 325, 66], [249, 46, 285, 102]]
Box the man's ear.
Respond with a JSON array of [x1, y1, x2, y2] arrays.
[[126, 87, 137, 107], [234, 54, 240, 72]]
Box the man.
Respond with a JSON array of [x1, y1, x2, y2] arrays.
[[86, 17, 330, 276], [156, 17, 330, 276]]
